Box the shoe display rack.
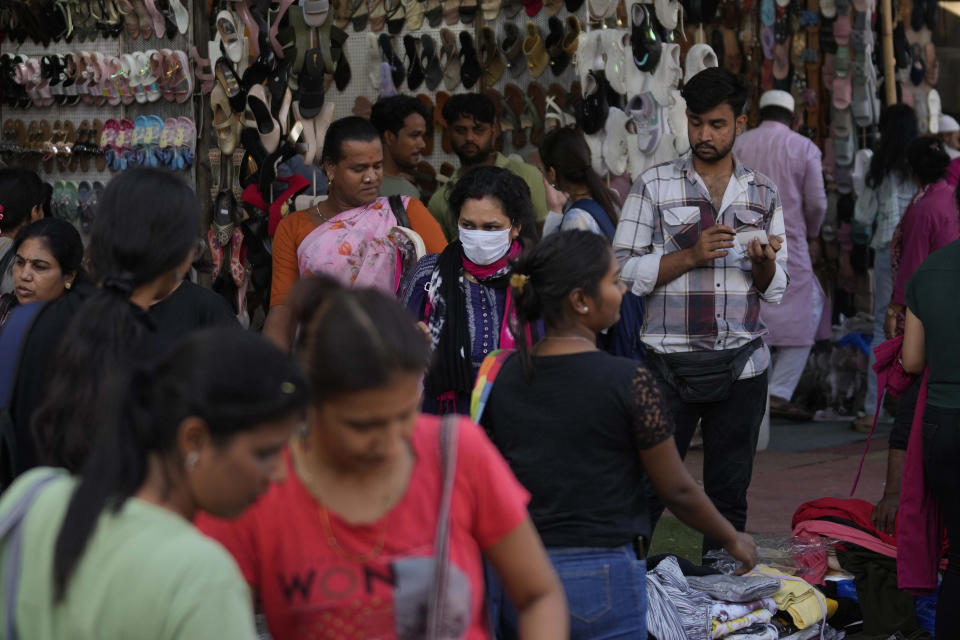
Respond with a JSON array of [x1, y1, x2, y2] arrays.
[[0, 0, 199, 237]]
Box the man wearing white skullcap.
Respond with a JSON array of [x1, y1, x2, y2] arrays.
[[734, 90, 828, 421], [937, 114, 960, 159]]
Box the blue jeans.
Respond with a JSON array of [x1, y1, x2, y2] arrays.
[[486, 546, 647, 639]]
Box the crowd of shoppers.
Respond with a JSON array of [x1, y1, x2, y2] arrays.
[[0, 63, 958, 638]]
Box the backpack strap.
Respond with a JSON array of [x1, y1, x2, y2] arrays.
[[388, 194, 411, 229], [2, 469, 60, 640], [0, 302, 47, 410], [469, 349, 515, 424], [567, 198, 617, 240], [426, 414, 460, 640]]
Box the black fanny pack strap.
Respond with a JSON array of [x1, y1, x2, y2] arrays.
[[729, 337, 764, 379]]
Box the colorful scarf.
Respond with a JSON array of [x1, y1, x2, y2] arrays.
[[424, 240, 521, 408]]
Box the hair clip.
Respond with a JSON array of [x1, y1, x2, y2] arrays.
[[510, 273, 529, 293]]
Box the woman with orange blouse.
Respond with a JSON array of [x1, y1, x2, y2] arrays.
[[264, 117, 447, 350]]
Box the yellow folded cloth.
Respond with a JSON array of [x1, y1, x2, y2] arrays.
[[747, 564, 829, 630]]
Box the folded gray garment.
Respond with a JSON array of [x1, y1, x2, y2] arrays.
[[727, 623, 780, 640], [780, 622, 847, 640], [685, 574, 781, 603]]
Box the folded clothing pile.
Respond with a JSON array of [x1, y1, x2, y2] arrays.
[[646, 556, 846, 640]]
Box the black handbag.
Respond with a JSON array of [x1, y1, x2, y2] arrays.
[[647, 338, 763, 404]]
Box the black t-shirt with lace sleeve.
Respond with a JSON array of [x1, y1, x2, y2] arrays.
[[481, 350, 673, 547]]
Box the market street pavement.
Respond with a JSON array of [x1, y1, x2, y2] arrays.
[[652, 418, 892, 558]]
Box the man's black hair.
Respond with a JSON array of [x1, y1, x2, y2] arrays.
[[681, 67, 749, 116], [441, 93, 496, 126], [370, 95, 433, 138]]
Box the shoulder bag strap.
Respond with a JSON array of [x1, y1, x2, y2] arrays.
[[426, 414, 460, 640], [468, 349, 514, 424], [388, 194, 411, 229], [2, 469, 60, 640]]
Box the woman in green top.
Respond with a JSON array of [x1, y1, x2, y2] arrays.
[[0, 328, 308, 639], [901, 239, 960, 638]]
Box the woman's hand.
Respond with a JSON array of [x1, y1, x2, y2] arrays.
[[884, 303, 904, 340], [724, 532, 759, 574], [543, 177, 568, 214], [872, 493, 899, 535]]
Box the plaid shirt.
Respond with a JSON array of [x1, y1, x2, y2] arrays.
[[614, 155, 789, 379]]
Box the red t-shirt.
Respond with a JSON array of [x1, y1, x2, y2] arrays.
[[197, 416, 529, 640]]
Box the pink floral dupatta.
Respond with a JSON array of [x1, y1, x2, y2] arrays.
[[296, 196, 408, 293]]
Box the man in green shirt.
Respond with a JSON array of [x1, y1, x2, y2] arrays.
[[370, 95, 431, 199], [428, 93, 548, 240]]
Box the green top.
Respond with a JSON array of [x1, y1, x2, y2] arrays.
[[906, 239, 960, 408], [380, 174, 421, 199], [0, 468, 258, 640], [426, 152, 548, 241]]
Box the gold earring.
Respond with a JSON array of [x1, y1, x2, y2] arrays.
[[65, 281, 72, 290]]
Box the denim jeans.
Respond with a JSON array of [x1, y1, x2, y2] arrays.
[[648, 371, 768, 556], [921, 403, 960, 639], [486, 546, 647, 640], [865, 247, 892, 414]]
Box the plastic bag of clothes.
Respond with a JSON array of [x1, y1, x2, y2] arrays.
[[704, 536, 839, 583]]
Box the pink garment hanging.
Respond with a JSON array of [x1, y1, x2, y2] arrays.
[[853, 335, 944, 594]]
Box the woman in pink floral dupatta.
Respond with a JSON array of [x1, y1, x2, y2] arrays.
[[263, 117, 446, 349]]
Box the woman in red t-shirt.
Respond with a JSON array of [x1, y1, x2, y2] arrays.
[[198, 277, 567, 640]]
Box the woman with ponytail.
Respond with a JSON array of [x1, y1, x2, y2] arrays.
[[5, 169, 228, 479], [480, 231, 759, 639], [539, 127, 620, 239], [0, 328, 308, 638], [401, 165, 539, 415]]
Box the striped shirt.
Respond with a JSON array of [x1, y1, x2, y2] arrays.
[[614, 154, 789, 379]]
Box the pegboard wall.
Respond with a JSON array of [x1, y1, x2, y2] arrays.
[[322, 1, 583, 170], [0, 13, 199, 193]]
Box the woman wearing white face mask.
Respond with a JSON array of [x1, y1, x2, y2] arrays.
[[402, 165, 540, 415]]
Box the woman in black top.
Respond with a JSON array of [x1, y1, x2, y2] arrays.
[[481, 230, 758, 639]]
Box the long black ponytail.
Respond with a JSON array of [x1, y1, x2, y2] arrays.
[[32, 169, 200, 471], [52, 328, 308, 601], [510, 230, 613, 379]]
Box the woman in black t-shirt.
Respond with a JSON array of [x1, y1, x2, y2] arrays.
[[480, 230, 758, 639]]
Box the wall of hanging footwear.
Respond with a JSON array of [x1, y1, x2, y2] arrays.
[[0, 0, 201, 237]]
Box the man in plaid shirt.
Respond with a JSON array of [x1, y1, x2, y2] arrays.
[[615, 68, 789, 557]]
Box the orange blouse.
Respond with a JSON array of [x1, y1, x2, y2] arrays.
[[270, 198, 447, 307]]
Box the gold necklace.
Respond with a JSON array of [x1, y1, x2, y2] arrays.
[[311, 203, 336, 224], [318, 503, 388, 564], [541, 335, 598, 348], [294, 444, 389, 564]]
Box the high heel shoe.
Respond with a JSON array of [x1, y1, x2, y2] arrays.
[[247, 83, 280, 154]]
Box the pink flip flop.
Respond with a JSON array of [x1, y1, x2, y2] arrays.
[[142, 0, 166, 38], [230, 226, 248, 287]]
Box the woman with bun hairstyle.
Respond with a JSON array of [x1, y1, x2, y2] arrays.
[[199, 276, 568, 640]]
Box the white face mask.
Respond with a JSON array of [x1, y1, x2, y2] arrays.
[[458, 227, 513, 265]]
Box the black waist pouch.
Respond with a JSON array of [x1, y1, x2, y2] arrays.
[[647, 338, 763, 404]]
